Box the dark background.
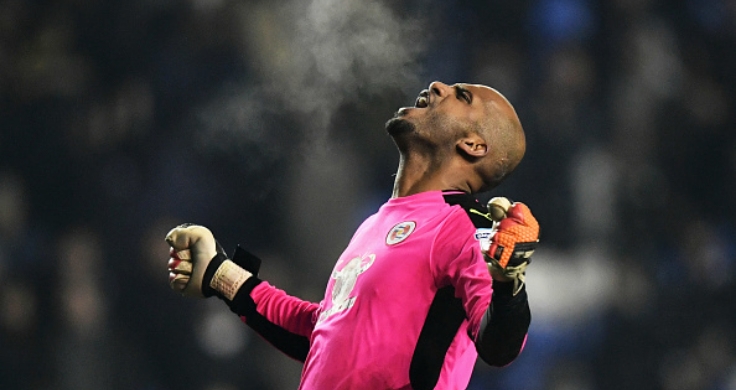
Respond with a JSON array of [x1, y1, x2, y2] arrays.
[[1, 0, 735, 389]]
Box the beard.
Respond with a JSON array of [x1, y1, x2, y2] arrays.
[[385, 116, 416, 153], [385, 116, 415, 136]]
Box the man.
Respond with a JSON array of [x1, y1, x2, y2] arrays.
[[166, 81, 540, 390]]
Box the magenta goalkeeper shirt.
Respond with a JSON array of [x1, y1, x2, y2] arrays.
[[238, 190, 529, 390]]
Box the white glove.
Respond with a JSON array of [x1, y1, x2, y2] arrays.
[[166, 224, 218, 297], [165, 224, 252, 299]]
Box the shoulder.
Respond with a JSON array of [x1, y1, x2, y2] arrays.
[[427, 192, 494, 282], [441, 192, 495, 230]]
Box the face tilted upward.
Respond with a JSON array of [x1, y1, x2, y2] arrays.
[[385, 81, 501, 149]]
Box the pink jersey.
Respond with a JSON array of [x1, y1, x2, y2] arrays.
[[244, 191, 508, 390], [240, 190, 529, 389]]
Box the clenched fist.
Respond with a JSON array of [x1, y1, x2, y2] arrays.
[[166, 224, 252, 300], [166, 224, 219, 297], [485, 202, 539, 295]]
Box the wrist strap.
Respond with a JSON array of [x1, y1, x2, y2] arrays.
[[210, 260, 251, 301], [202, 252, 227, 297], [487, 257, 529, 296]]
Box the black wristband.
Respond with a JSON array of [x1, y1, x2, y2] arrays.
[[492, 280, 527, 307], [224, 276, 264, 315], [232, 245, 262, 276]]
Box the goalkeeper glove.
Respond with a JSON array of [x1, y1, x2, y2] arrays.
[[485, 202, 539, 296], [166, 224, 252, 300]]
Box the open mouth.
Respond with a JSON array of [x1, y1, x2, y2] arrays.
[[414, 90, 429, 108]]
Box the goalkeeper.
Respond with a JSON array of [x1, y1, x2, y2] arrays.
[[166, 81, 540, 390]]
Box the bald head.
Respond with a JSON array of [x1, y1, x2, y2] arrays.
[[386, 81, 526, 196], [473, 87, 526, 190]]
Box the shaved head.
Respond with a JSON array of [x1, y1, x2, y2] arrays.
[[386, 81, 526, 196], [473, 88, 526, 191]]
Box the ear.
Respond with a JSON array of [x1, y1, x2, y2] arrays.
[[457, 135, 488, 158]]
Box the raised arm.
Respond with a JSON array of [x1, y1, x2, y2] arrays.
[[165, 225, 317, 362], [474, 280, 531, 366], [437, 194, 538, 367], [475, 201, 538, 366]]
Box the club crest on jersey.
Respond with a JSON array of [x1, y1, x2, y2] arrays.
[[386, 221, 416, 245]]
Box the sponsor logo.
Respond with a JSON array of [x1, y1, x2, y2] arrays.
[[474, 228, 494, 241], [475, 228, 495, 252], [386, 221, 416, 245]]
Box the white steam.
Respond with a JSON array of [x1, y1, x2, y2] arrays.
[[197, 0, 426, 152], [194, 0, 429, 278]]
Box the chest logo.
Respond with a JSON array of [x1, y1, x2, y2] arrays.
[[386, 221, 416, 245], [318, 254, 376, 323]]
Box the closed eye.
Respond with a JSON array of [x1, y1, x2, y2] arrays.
[[456, 86, 472, 104]]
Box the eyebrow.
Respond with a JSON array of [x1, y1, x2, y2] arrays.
[[455, 85, 473, 104]]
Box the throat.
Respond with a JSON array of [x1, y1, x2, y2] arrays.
[[392, 153, 466, 197]]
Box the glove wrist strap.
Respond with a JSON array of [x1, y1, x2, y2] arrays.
[[210, 259, 252, 301], [487, 257, 528, 296]]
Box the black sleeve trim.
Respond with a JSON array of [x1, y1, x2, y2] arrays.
[[222, 276, 263, 316], [475, 282, 531, 366], [217, 263, 310, 362], [244, 312, 311, 362], [442, 192, 494, 229], [410, 286, 466, 390]]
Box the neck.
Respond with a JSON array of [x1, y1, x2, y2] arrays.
[[391, 152, 475, 198]]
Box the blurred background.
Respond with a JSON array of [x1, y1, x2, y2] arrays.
[[1, 0, 735, 389]]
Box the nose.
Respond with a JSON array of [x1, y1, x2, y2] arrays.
[[428, 81, 450, 97]]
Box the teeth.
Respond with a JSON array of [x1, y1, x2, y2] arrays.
[[416, 96, 428, 108]]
